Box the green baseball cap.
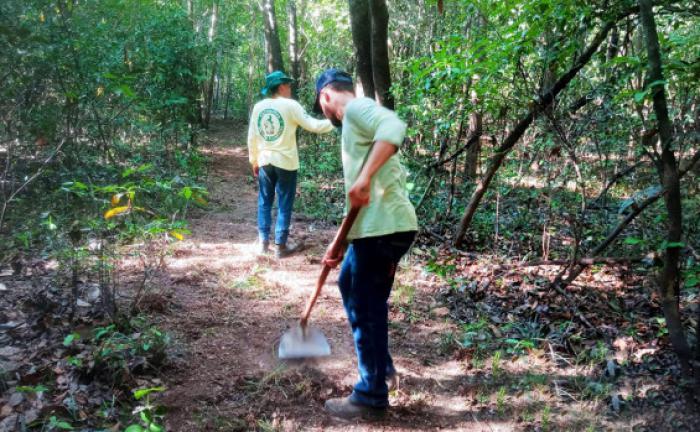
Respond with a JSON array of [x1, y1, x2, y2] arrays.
[[261, 70, 294, 96]]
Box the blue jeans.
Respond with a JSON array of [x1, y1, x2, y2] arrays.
[[257, 165, 297, 245], [338, 230, 416, 408]]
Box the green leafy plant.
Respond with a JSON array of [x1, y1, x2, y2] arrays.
[[492, 350, 503, 379], [48, 416, 74, 430], [89, 321, 170, 381], [459, 317, 491, 350], [125, 386, 167, 432], [496, 386, 507, 416]]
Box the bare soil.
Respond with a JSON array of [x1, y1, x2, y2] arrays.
[[158, 120, 502, 431], [153, 120, 699, 431], [1, 121, 698, 432]]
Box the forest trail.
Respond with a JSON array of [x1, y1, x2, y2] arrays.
[[158, 120, 502, 431]]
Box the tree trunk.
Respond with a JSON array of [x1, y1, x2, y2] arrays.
[[288, 0, 300, 98], [638, 0, 694, 381], [348, 0, 375, 98], [203, 1, 219, 128], [223, 69, 232, 120], [369, 0, 393, 109], [246, 1, 257, 115], [454, 20, 617, 247], [260, 0, 285, 73], [204, 61, 216, 126], [464, 88, 482, 179]]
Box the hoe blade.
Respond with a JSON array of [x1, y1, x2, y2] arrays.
[[278, 325, 331, 359]]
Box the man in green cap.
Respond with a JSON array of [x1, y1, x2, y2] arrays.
[[247, 71, 335, 258]]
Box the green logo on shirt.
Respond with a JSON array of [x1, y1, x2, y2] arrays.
[[257, 108, 285, 142]]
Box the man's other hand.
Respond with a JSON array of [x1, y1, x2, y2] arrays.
[[348, 175, 370, 208], [322, 241, 346, 269]]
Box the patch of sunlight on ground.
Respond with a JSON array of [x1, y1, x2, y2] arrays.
[[423, 360, 465, 379], [167, 241, 258, 270]]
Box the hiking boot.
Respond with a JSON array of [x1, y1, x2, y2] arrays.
[[275, 241, 303, 259], [324, 396, 387, 420], [258, 240, 270, 255]]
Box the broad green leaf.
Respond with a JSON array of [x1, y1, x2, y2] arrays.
[[133, 386, 166, 400], [63, 332, 80, 347], [149, 423, 164, 432], [116, 84, 135, 98], [140, 411, 151, 424], [660, 241, 685, 250]]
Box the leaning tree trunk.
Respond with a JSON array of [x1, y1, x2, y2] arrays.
[[454, 19, 617, 247], [260, 0, 285, 73], [288, 0, 300, 98], [348, 0, 375, 98], [368, 0, 393, 109], [638, 0, 694, 382]]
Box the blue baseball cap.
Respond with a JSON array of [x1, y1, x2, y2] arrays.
[[313, 68, 354, 113]]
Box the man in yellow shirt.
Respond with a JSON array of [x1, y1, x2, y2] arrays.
[[315, 69, 418, 419], [247, 71, 335, 258]]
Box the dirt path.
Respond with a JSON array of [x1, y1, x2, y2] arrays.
[[158, 120, 499, 431]]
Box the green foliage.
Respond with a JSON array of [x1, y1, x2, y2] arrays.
[[296, 134, 345, 220], [0, 0, 206, 273], [126, 386, 166, 432], [62, 318, 170, 386], [48, 416, 74, 430], [16, 384, 49, 394]]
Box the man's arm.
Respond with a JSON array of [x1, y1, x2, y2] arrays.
[[247, 117, 260, 176], [291, 101, 335, 134], [347, 103, 407, 208], [347, 141, 398, 208], [324, 141, 397, 268]]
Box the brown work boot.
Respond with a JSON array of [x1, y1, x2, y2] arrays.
[[257, 240, 270, 256], [324, 396, 387, 420], [275, 240, 303, 259], [387, 372, 400, 392]]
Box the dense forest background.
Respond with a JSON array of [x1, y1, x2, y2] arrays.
[[1, 0, 699, 430]]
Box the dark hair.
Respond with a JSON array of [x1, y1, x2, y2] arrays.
[[327, 81, 354, 93]]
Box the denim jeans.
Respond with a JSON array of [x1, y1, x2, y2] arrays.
[[338, 230, 416, 408], [257, 164, 297, 245]]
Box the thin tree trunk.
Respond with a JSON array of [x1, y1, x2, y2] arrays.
[[454, 19, 617, 247], [369, 0, 393, 109], [201, 1, 218, 128], [288, 0, 300, 98], [224, 70, 232, 120], [464, 87, 482, 179], [247, 1, 257, 114], [638, 0, 694, 381], [204, 58, 217, 128], [348, 0, 375, 98], [260, 0, 285, 73]]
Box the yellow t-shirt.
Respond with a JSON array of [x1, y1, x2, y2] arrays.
[[341, 97, 418, 240], [247, 97, 334, 171]]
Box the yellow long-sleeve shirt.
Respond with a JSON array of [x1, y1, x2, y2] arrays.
[[247, 97, 334, 171]]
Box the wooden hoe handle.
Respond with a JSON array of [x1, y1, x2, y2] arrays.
[[299, 206, 361, 328]]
